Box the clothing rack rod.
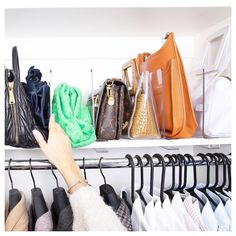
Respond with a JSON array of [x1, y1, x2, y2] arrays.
[[5, 155, 230, 171]]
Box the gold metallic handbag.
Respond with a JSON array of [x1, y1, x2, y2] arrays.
[[126, 71, 160, 139]]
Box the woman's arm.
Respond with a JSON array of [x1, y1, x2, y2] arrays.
[[33, 115, 126, 231], [33, 115, 86, 192]]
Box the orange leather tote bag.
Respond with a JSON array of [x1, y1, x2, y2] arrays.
[[137, 32, 197, 138]]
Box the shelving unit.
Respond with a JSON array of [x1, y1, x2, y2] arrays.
[[4, 4, 232, 207], [5, 137, 231, 150]]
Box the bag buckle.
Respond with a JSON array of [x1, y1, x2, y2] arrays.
[[106, 80, 115, 106]]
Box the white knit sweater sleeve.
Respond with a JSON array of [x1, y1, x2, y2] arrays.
[[69, 186, 126, 231]]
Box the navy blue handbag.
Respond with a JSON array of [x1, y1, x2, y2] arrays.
[[23, 66, 50, 133]]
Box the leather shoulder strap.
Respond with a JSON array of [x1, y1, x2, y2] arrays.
[[12, 46, 20, 81]]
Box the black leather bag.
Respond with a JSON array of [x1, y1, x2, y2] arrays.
[[22, 66, 50, 133], [5, 46, 47, 148]]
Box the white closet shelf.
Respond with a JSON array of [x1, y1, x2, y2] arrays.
[[4, 137, 231, 151]]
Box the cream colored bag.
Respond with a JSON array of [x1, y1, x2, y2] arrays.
[[191, 75, 231, 137]]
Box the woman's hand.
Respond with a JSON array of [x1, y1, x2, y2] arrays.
[[33, 114, 73, 170], [33, 114, 87, 192]]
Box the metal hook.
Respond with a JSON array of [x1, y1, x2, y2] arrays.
[[83, 157, 87, 180], [29, 158, 36, 189], [99, 157, 106, 185], [162, 32, 170, 43], [8, 159, 14, 189], [50, 164, 59, 188]]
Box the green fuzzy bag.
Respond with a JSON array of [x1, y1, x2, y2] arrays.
[[52, 83, 96, 147]]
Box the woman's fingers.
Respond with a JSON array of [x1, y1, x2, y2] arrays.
[[48, 114, 57, 131], [32, 129, 47, 150]]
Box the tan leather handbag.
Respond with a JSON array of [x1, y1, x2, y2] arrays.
[[136, 32, 198, 138]]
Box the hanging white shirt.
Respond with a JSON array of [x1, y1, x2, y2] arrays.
[[223, 189, 231, 198], [181, 190, 207, 231], [139, 187, 160, 231], [216, 191, 231, 219], [152, 187, 187, 231], [120, 187, 145, 231], [141, 186, 168, 231], [194, 188, 218, 231], [205, 189, 230, 231], [172, 191, 201, 231]]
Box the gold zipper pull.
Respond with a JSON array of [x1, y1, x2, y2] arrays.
[[106, 81, 115, 106], [8, 82, 15, 104], [94, 95, 99, 107]]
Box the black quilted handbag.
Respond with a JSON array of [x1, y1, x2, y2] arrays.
[[5, 46, 47, 148]]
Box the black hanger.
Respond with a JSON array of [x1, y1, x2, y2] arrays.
[[29, 158, 48, 223], [180, 154, 188, 191], [184, 154, 205, 206], [220, 153, 231, 192], [99, 157, 121, 211], [125, 154, 136, 203], [172, 154, 183, 192], [197, 153, 217, 207], [8, 159, 21, 213], [82, 157, 87, 181], [143, 154, 154, 196], [153, 154, 166, 203], [134, 155, 147, 205], [51, 164, 70, 217], [197, 153, 210, 188], [206, 153, 219, 191], [176, 154, 187, 193], [206, 153, 230, 203], [184, 154, 197, 190], [164, 154, 176, 198], [213, 153, 229, 197]]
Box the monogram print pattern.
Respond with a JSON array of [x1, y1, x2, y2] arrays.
[[94, 79, 132, 140]]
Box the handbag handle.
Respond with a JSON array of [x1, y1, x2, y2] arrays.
[[12, 46, 20, 81], [136, 52, 150, 73], [122, 58, 140, 96]]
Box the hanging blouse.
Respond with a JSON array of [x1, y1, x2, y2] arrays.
[[204, 189, 230, 231], [141, 186, 168, 231], [194, 188, 218, 231], [180, 190, 207, 231], [172, 191, 201, 231]]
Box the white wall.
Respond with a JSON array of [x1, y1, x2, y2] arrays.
[[4, 36, 194, 102]]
